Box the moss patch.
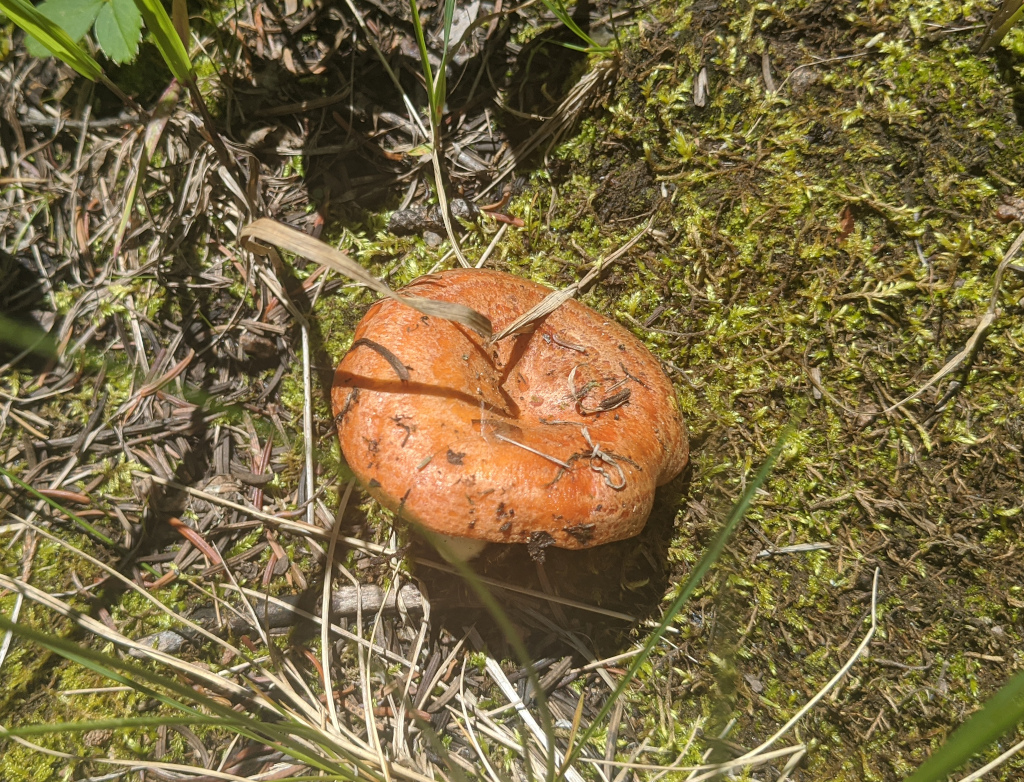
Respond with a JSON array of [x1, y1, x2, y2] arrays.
[[307, 0, 1024, 776], [4, 0, 1024, 778]]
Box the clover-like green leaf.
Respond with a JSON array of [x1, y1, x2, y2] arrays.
[[1, 0, 104, 80], [94, 0, 141, 64], [23, 0, 104, 58]]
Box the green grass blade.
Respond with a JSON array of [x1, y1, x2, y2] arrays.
[[434, 0, 455, 115], [407, 0, 437, 123], [131, 0, 192, 83], [0, 313, 57, 358], [904, 670, 1024, 782], [537, 0, 603, 52], [978, 0, 1024, 52], [0, 714, 223, 739], [406, 0, 470, 266], [0, 0, 103, 80], [560, 411, 801, 772], [0, 614, 224, 722]]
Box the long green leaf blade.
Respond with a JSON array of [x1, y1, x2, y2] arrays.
[[0, 465, 120, 548], [0, 313, 57, 358], [131, 0, 192, 83], [0, 0, 103, 80], [561, 412, 801, 771]]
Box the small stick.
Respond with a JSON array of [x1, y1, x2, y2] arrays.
[[350, 339, 411, 382], [492, 432, 571, 469]]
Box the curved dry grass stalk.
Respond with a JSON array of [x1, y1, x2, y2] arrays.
[[804, 228, 1024, 419], [878, 228, 1023, 414], [241, 218, 492, 339], [491, 215, 654, 342], [955, 734, 1024, 782], [665, 568, 882, 782]]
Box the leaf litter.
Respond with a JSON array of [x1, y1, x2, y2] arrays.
[[1, 0, 1024, 780]]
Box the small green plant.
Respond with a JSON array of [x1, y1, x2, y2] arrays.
[[0, 0, 127, 103], [24, 0, 142, 65], [406, 0, 470, 265], [0, 0, 191, 81], [1, 0, 237, 205]]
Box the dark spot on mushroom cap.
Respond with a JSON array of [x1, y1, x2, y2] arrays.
[[446, 449, 466, 465], [563, 523, 596, 545], [527, 531, 556, 562], [369, 478, 381, 488], [335, 387, 359, 422]]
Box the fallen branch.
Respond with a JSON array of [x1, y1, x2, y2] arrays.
[[133, 583, 426, 655]]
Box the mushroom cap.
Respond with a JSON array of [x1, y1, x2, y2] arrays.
[[332, 269, 688, 550]]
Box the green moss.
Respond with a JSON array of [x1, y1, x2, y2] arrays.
[[5, 0, 1024, 776]]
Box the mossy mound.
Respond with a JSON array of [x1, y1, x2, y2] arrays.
[[516, 0, 1023, 778], [322, 0, 1024, 777]]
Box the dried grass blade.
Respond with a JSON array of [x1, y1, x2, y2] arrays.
[[491, 215, 654, 342], [240, 218, 492, 338], [113, 80, 182, 259], [171, 0, 188, 45], [481, 654, 586, 782], [881, 226, 1023, 414]]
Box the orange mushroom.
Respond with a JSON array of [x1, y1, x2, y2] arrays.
[[331, 269, 688, 559]]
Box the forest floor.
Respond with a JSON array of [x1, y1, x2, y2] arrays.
[[2, 0, 1024, 780]]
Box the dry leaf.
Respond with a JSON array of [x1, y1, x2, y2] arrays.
[[838, 205, 854, 238]]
